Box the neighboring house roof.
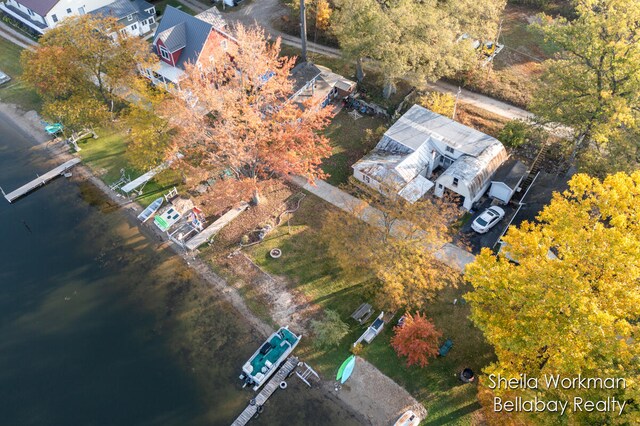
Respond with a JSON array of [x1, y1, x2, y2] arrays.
[[158, 22, 187, 52], [384, 104, 499, 156], [17, 0, 58, 16], [152, 6, 220, 69], [195, 9, 226, 30], [92, 0, 155, 23], [290, 62, 323, 95], [438, 141, 508, 200], [491, 159, 527, 190]]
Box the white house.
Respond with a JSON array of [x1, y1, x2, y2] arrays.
[[352, 104, 508, 209], [90, 0, 156, 37], [0, 0, 116, 34]]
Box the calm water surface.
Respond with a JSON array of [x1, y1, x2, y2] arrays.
[[0, 112, 360, 426]]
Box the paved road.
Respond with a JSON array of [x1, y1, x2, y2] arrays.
[[207, 0, 536, 122]]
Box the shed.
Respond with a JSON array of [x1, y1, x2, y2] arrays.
[[489, 159, 528, 204]]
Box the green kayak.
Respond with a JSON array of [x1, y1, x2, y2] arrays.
[[336, 355, 355, 382]]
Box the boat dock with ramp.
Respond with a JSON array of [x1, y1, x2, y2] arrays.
[[1, 158, 81, 203], [231, 356, 299, 426]]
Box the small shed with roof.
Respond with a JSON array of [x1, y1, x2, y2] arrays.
[[488, 159, 528, 203]]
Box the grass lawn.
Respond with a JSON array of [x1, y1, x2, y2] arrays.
[[0, 38, 42, 111], [322, 110, 387, 185], [76, 127, 179, 207], [246, 195, 496, 425], [152, 0, 197, 15]]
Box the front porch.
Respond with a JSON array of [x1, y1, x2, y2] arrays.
[[0, 3, 47, 34]]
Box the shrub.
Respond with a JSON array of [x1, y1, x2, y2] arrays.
[[310, 309, 350, 349], [417, 92, 456, 117], [498, 120, 530, 148]]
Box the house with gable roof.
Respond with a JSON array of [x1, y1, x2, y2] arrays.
[[352, 104, 508, 209], [0, 0, 116, 34], [90, 0, 156, 37], [142, 6, 233, 90]]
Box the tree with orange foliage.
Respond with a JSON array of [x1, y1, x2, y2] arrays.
[[391, 312, 442, 368], [164, 25, 334, 204]]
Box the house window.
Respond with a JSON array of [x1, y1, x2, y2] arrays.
[[120, 28, 127, 35], [362, 174, 371, 184], [66, 8, 72, 14], [445, 146, 454, 154], [148, 17, 154, 24], [78, 7, 85, 15], [27, 8, 34, 16], [452, 177, 459, 187], [128, 14, 133, 21], [141, 19, 146, 25], [51, 14, 58, 23], [131, 24, 137, 31], [438, 184, 443, 189], [159, 46, 171, 60]]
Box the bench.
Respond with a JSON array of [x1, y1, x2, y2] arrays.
[[350, 303, 373, 324]]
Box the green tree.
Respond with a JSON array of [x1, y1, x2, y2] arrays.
[[531, 0, 640, 171], [310, 309, 350, 348], [22, 14, 156, 132], [498, 120, 529, 148], [466, 171, 640, 424], [331, 0, 506, 97]]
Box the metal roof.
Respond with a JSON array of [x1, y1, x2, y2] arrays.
[[152, 6, 217, 69], [438, 142, 508, 200], [491, 158, 527, 189], [384, 104, 500, 156], [18, 0, 58, 16], [158, 22, 187, 52], [92, 0, 155, 22]]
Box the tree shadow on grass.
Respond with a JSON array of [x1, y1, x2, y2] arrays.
[[423, 401, 482, 426]]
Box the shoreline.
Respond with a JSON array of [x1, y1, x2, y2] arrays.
[[1, 101, 426, 425]]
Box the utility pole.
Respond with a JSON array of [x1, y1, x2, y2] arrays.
[[300, 0, 308, 62], [452, 86, 462, 120]]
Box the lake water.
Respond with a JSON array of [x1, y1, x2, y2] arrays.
[[0, 111, 361, 426]]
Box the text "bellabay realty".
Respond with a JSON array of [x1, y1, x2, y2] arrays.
[[488, 374, 627, 416]]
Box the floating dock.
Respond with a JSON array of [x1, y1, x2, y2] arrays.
[[231, 357, 299, 426], [2, 158, 81, 203]]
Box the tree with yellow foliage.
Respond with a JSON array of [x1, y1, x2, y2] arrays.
[[321, 181, 459, 311], [466, 171, 640, 424]]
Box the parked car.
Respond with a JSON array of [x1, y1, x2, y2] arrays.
[[471, 206, 505, 233]]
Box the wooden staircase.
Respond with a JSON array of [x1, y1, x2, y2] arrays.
[[512, 145, 547, 203]]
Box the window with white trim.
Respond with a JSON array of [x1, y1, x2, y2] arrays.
[[445, 146, 454, 154], [66, 8, 72, 14], [51, 14, 58, 22], [128, 14, 133, 21], [131, 24, 137, 31], [159, 46, 171, 60], [452, 177, 459, 187], [27, 9, 34, 16], [362, 174, 371, 183]]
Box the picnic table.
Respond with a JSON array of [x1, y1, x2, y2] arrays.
[[350, 303, 373, 324]]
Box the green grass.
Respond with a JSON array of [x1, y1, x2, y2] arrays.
[[153, 0, 197, 15], [246, 195, 496, 425], [322, 110, 387, 185], [0, 37, 42, 111], [76, 127, 178, 207]]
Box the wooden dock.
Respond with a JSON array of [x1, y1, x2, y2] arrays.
[[231, 357, 299, 426], [2, 158, 81, 203], [185, 203, 249, 250]]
